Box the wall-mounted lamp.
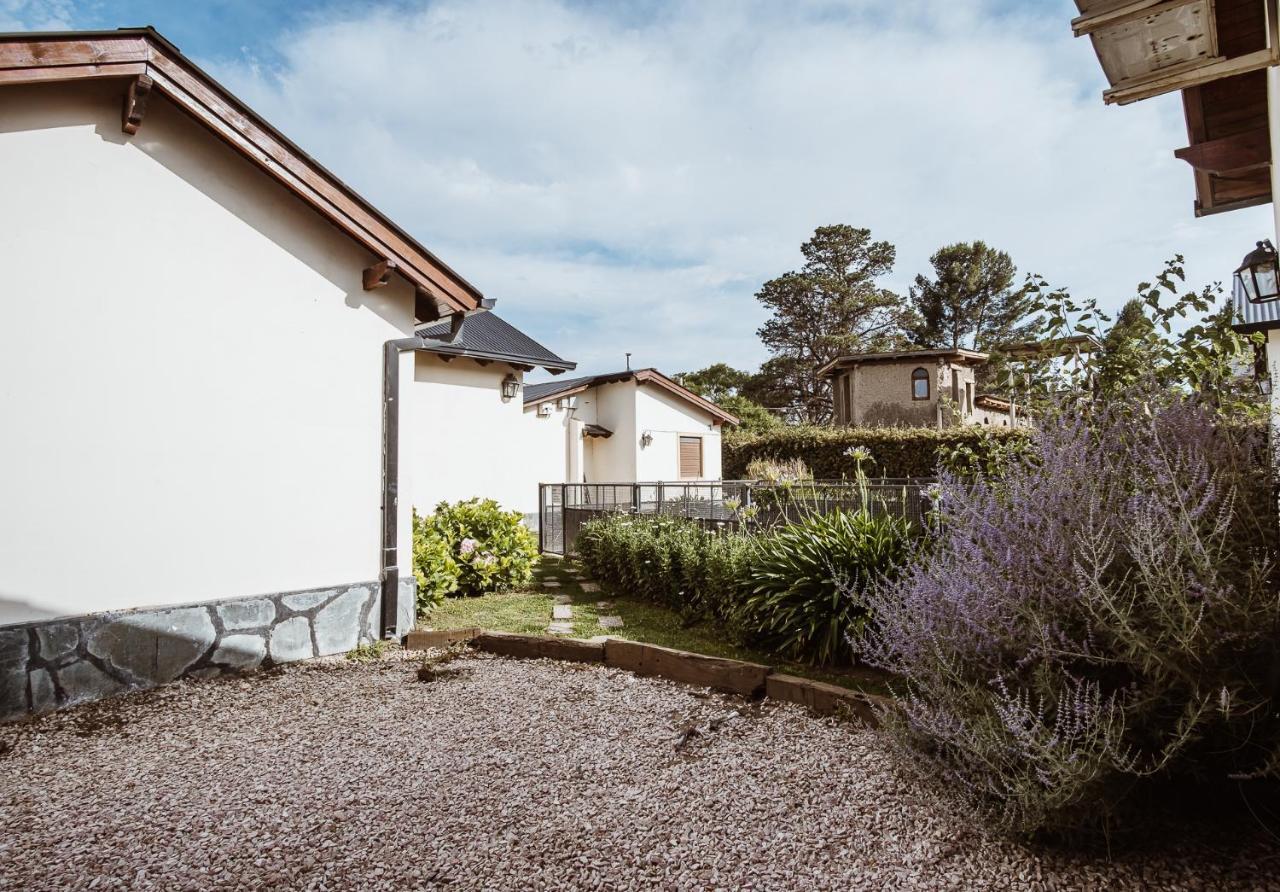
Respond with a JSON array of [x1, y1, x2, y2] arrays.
[[1258, 376, 1272, 397], [640, 431, 653, 448], [501, 373, 521, 401], [1235, 240, 1280, 304]]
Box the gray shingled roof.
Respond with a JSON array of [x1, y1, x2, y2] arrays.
[[416, 312, 576, 372], [523, 371, 634, 404]]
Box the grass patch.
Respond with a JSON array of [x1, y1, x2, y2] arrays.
[[421, 557, 892, 696]]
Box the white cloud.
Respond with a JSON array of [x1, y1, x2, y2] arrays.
[[0, 0, 74, 30], [210, 0, 1273, 377]]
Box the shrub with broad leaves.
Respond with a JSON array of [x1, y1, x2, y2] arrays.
[[413, 499, 538, 612], [863, 392, 1280, 836]]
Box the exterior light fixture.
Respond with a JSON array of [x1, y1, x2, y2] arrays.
[[1258, 376, 1273, 397], [1235, 240, 1280, 304], [640, 431, 653, 448], [501, 373, 520, 401]]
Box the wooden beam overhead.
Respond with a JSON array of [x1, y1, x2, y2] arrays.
[[1072, 0, 1201, 38], [0, 30, 484, 314], [121, 73, 152, 134], [1104, 47, 1275, 104], [362, 259, 396, 291], [1175, 126, 1270, 172]]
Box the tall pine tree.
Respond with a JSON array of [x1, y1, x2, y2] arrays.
[[909, 241, 1041, 352], [754, 225, 914, 423]]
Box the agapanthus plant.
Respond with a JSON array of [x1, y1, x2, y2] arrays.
[[861, 390, 1280, 836]]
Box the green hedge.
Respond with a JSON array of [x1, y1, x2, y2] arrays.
[[723, 425, 1032, 479]]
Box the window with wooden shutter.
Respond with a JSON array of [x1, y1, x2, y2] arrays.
[[679, 436, 703, 479]]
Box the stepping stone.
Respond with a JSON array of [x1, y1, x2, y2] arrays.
[[552, 605, 573, 620], [580, 582, 599, 593], [598, 616, 624, 629], [546, 621, 574, 635], [596, 601, 614, 610], [543, 580, 561, 588], [553, 595, 573, 605]]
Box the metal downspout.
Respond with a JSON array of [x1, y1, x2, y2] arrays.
[[379, 305, 489, 639]]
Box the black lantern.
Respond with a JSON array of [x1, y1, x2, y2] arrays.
[[501, 373, 521, 400], [1234, 239, 1280, 304]]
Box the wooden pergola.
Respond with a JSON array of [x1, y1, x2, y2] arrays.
[[1073, 0, 1277, 216]]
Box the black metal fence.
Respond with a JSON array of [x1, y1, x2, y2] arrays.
[[538, 479, 933, 555]]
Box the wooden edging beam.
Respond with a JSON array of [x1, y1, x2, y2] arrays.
[[405, 629, 887, 726]]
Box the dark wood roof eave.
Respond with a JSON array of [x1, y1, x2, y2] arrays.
[[0, 27, 483, 312]]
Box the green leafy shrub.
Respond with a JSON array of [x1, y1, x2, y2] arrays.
[[576, 505, 916, 666], [413, 499, 538, 613], [724, 425, 1030, 480], [412, 513, 459, 614], [576, 515, 753, 626], [743, 508, 915, 666]]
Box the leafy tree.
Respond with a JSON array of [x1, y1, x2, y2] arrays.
[[674, 363, 781, 434], [755, 225, 915, 423], [1025, 256, 1265, 419], [674, 364, 752, 402], [719, 394, 781, 434], [1093, 297, 1160, 395], [909, 241, 1041, 352]]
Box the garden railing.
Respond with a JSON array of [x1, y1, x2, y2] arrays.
[[537, 478, 933, 555]]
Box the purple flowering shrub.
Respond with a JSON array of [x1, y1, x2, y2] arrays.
[[862, 393, 1280, 835]]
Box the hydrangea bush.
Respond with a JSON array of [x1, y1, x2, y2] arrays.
[[862, 393, 1280, 835], [413, 499, 538, 613]]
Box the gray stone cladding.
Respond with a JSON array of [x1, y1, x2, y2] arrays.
[[0, 576, 417, 722]]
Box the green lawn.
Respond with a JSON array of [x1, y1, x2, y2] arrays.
[[422, 557, 893, 696]]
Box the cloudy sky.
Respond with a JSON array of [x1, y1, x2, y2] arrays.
[[5, 0, 1273, 379]]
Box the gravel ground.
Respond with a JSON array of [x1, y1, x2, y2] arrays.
[[1, 650, 1277, 891]]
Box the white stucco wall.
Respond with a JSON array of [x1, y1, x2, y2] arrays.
[[410, 355, 563, 518], [0, 81, 422, 624], [520, 378, 725, 484], [634, 385, 722, 481], [578, 381, 638, 482]]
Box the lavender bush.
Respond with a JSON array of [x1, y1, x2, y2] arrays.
[[862, 393, 1280, 836]]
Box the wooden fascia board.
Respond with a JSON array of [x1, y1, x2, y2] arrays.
[[0, 33, 481, 312], [633, 370, 740, 426], [1071, 0, 1202, 38], [1194, 192, 1273, 216], [1104, 47, 1275, 104]]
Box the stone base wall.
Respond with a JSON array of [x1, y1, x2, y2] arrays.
[[0, 577, 417, 722]]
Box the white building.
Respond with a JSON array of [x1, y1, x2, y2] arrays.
[[0, 28, 489, 719], [523, 370, 739, 483], [408, 312, 575, 523]]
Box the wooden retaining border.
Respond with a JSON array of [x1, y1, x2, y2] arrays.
[[404, 629, 888, 726]]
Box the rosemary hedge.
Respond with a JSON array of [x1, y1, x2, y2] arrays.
[[723, 425, 1031, 479]]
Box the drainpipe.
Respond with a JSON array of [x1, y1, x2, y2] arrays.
[[379, 300, 493, 639]]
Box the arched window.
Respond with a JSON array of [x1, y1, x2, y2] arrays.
[[911, 367, 929, 400]]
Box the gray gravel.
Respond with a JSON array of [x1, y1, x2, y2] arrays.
[[1, 650, 1277, 891]]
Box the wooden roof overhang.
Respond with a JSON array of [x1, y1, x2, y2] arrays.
[[521, 368, 740, 426], [1073, 1, 1277, 216], [817, 348, 990, 379], [0, 28, 484, 316]]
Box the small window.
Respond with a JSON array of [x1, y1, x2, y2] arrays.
[[911, 367, 929, 401], [679, 436, 703, 479]]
